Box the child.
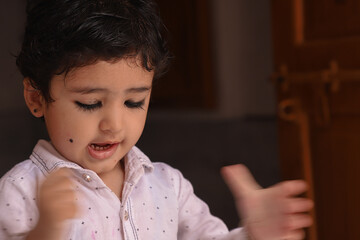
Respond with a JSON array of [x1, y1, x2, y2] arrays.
[[0, 0, 313, 239]]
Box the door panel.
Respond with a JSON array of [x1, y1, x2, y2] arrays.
[[305, 0, 360, 40], [272, 0, 360, 239]]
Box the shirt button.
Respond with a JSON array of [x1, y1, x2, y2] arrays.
[[82, 174, 92, 182], [124, 210, 129, 221]]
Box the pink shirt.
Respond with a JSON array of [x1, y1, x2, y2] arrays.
[[0, 140, 247, 239]]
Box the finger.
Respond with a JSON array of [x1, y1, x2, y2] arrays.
[[49, 167, 74, 179], [40, 168, 78, 204], [283, 198, 314, 214], [49, 187, 77, 201], [284, 213, 313, 231], [275, 180, 308, 197], [221, 164, 261, 199], [282, 229, 305, 240], [42, 168, 76, 189]]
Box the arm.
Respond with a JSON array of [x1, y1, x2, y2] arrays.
[[168, 166, 248, 240], [221, 164, 313, 240]]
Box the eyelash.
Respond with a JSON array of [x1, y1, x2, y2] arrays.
[[75, 101, 102, 111], [75, 100, 145, 111], [125, 100, 145, 109]]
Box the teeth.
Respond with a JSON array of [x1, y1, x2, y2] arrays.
[[90, 144, 112, 151]]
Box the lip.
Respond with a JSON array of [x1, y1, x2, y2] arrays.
[[87, 142, 120, 160]]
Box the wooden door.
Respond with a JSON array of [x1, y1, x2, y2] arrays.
[[272, 0, 360, 239]]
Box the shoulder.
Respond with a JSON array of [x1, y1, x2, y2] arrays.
[[130, 146, 194, 196], [0, 159, 43, 198], [152, 161, 180, 174], [150, 161, 185, 182], [150, 162, 195, 198], [0, 160, 41, 236], [1, 159, 42, 182], [129, 146, 184, 179]]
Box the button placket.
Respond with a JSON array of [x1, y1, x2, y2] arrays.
[[124, 210, 129, 221]]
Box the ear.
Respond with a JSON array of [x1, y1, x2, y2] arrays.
[[23, 78, 45, 118]]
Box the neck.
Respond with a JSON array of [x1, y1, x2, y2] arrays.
[[98, 160, 125, 199]]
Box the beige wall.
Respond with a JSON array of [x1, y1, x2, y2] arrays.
[[211, 0, 275, 118]]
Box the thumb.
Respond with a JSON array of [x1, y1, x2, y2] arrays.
[[221, 164, 261, 199]]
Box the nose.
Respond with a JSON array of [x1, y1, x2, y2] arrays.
[[99, 107, 124, 134]]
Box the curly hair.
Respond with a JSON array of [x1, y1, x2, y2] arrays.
[[16, 0, 171, 102]]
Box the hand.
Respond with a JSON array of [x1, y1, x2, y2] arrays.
[[27, 168, 79, 240], [221, 164, 313, 240], [38, 168, 79, 226]]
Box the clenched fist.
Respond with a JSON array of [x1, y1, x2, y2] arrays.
[[26, 168, 80, 240]]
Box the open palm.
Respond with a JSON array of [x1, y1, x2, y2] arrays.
[[221, 164, 313, 240]]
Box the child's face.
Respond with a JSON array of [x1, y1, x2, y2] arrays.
[[39, 59, 153, 176]]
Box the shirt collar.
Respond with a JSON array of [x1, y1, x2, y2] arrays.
[[30, 140, 81, 175], [30, 139, 154, 177], [123, 145, 154, 187]]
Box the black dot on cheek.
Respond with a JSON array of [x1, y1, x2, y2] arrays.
[[69, 139, 74, 143]]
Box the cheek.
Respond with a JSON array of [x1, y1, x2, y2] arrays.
[[47, 112, 92, 145], [129, 114, 147, 140], [63, 118, 95, 142], [48, 119, 94, 161]]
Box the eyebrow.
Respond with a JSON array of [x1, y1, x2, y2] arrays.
[[69, 86, 151, 94], [125, 86, 152, 93], [69, 87, 108, 94]]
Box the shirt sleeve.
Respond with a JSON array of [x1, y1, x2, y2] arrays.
[[0, 162, 40, 240], [168, 165, 249, 240]]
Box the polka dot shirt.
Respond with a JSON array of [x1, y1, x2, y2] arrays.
[[0, 140, 247, 239]]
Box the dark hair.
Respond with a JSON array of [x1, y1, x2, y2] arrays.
[[16, 0, 171, 102]]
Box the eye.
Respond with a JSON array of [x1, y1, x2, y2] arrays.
[[75, 101, 102, 111], [124, 99, 145, 109]]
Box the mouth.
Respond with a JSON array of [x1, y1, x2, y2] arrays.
[[90, 143, 113, 151], [87, 142, 120, 160]]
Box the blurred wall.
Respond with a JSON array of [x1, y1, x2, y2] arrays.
[[0, 1, 47, 176], [211, 0, 275, 118], [0, 0, 26, 111]]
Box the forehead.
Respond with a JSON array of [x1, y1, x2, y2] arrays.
[[55, 58, 154, 89]]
